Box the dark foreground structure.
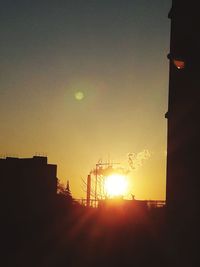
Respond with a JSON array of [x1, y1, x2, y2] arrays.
[[0, 156, 57, 219], [166, 0, 200, 265], [0, 156, 167, 267]]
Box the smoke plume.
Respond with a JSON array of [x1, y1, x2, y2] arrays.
[[128, 149, 150, 170]]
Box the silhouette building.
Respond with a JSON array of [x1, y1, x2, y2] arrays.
[[166, 0, 200, 226], [0, 156, 57, 219]]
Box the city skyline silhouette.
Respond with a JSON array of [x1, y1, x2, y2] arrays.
[[1, 1, 200, 266]]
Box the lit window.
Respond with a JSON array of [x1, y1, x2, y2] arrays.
[[173, 59, 185, 69]]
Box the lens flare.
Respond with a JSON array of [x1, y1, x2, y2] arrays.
[[75, 91, 84, 100]]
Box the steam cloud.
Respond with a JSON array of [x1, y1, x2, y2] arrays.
[[128, 149, 151, 170]]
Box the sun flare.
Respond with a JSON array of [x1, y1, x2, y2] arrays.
[[75, 91, 84, 100], [104, 174, 128, 197]]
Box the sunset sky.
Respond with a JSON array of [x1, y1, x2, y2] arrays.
[[0, 0, 171, 200]]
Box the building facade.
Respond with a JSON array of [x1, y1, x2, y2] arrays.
[[0, 156, 57, 219], [166, 0, 200, 223]]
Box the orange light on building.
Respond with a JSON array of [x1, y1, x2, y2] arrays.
[[173, 59, 185, 69]]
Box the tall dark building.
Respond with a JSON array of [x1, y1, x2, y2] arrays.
[[166, 1, 200, 263], [166, 0, 200, 222], [0, 156, 57, 219]]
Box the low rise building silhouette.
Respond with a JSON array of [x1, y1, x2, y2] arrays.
[[0, 156, 57, 219]]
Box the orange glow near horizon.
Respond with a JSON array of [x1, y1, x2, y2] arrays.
[[104, 174, 128, 197]]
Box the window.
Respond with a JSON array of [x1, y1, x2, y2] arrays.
[[173, 59, 185, 69]]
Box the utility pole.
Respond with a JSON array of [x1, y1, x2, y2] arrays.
[[86, 174, 91, 207]]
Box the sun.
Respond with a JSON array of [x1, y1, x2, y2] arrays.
[[104, 174, 128, 197]]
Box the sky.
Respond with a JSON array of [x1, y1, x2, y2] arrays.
[[0, 0, 171, 200]]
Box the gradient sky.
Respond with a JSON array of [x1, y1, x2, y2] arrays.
[[0, 0, 171, 200]]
